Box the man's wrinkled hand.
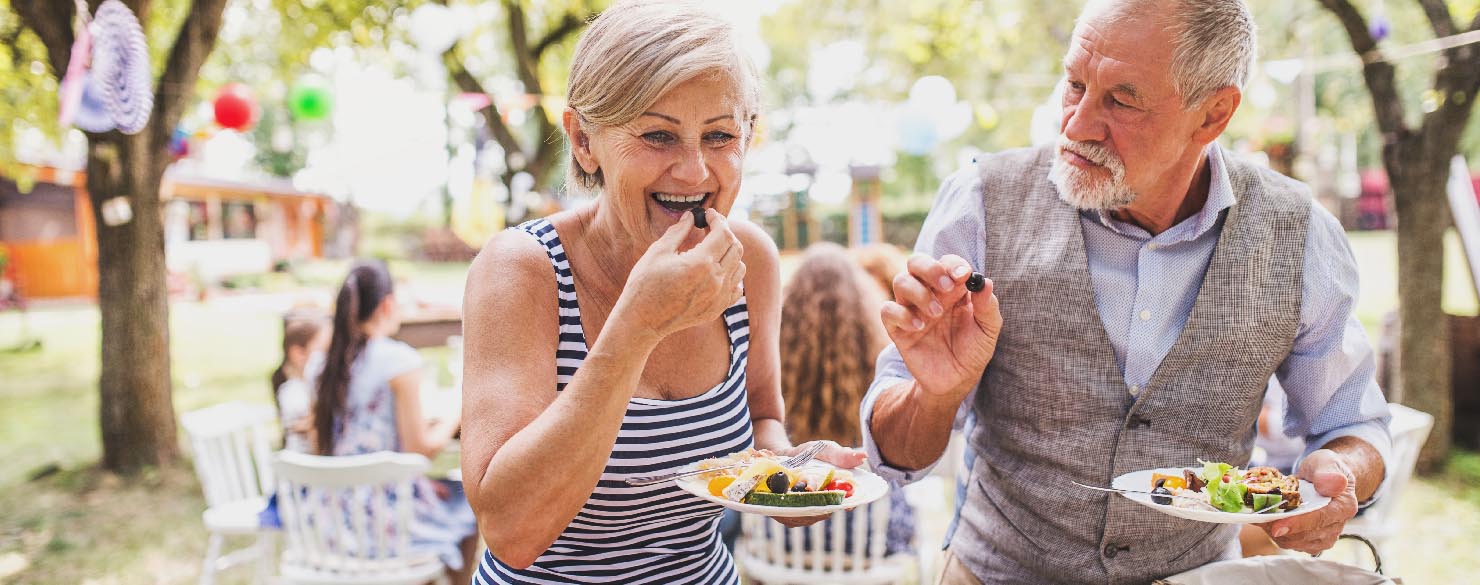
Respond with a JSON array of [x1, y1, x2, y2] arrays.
[[1257, 449, 1359, 554]]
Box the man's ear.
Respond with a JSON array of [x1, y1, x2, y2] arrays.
[[563, 107, 599, 174], [1191, 86, 1241, 144]]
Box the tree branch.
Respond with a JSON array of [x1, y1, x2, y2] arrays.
[[443, 51, 524, 159], [531, 11, 594, 60], [504, 0, 541, 95], [1414, 0, 1457, 38], [150, 0, 229, 155], [11, 0, 76, 78], [1318, 0, 1408, 136]]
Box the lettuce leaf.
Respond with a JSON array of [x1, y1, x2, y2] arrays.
[[1209, 478, 1248, 513]]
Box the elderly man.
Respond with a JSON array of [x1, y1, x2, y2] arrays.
[[862, 0, 1392, 583]]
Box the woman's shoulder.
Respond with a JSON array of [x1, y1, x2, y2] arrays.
[[729, 216, 779, 271], [466, 223, 561, 298]]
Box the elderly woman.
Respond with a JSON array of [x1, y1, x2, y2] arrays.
[[459, 1, 863, 582]]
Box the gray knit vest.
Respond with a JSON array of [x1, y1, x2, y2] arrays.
[[950, 146, 1312, 584]]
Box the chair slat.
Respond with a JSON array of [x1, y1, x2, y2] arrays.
[[230, 429, 258, 500], [808, 519, 824, 574], [868, 496, 890, 566], [850, 499, 868, 569], [829, 506, 846, 572]]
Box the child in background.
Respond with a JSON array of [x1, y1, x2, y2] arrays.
[[271, 311, 331, 452]]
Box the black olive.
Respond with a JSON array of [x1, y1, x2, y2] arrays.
[[790, 480, 809, 493], [1151, 486, 1173, 505], [1154, 478, 1167, 489], [965, 272, 987, 293], [691, 207, 708, 229], [765, 471, 790, 494]]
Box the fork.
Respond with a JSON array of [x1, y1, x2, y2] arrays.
[[1071, 481, 1288, 513], [624, 441, 828, 486]]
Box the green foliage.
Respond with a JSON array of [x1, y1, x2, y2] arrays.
[[0, 0, 59, 175]]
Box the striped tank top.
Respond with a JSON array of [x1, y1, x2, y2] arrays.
[[476, 219, 752, 584]]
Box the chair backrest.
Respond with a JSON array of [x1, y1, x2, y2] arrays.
[[737, 495, 903, 585], [271, 450, 430, 575], [182, 402, 279, 508], [1364, 403, 1435, 527]]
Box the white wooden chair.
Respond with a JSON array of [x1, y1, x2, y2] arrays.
[[1340, 403, 1435, 565], [181, 402, 280, 585], [736, 479, 930, 585], [272, 450, 450, 585]]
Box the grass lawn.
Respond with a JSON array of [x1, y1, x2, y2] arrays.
[[0, 232, 1477, 583]]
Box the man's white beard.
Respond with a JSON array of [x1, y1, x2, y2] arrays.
[[1048, 137, 1137, 210]]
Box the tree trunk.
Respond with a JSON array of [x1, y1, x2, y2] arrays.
[[1390, 144, 1455, 472], [88, 133, 178, 472]]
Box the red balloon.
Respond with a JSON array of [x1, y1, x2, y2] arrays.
[[213, 84, 257, 130]]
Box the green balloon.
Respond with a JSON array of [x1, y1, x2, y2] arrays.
[[288, 82, 333, 121]]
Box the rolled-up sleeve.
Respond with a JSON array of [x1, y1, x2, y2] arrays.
[[1276, 203, 1393, 504], [860, 165, 987, 485]]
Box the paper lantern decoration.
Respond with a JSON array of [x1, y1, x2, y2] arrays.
[[288, 80, 333, 121], [213, 84, 258, 130], [89, 0, 153, 134], [72, 73, 117, 133], [1369, 16, 1390, 41], [169, 127, 190, 159], [57, 23, 92, 128]]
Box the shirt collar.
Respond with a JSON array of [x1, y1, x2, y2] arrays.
[[1086, 143, 1238, 243]]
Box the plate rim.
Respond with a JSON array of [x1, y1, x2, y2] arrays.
[[1110, 466, 1331, 524], [676, 464, 890, 517]]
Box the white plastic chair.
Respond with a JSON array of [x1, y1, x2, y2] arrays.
[[736, 480, 929, 585], [1340, 403, 1435, 562], [181, 402, 280, 585], [272, 450, 450, 585]]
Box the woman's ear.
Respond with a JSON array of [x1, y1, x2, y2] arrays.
[[563, 108, 600, 175]]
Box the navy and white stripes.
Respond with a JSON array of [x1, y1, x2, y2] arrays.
[[475, 219, 751, 584]]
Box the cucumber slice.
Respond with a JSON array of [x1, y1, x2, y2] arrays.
[[744, 490, 846, 507]]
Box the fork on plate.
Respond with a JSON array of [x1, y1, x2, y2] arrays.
[[623, 441, 828, 486]]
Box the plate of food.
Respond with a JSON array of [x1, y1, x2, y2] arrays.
[[677, 449, 889, 517], [1108, 461, 1330, 524]]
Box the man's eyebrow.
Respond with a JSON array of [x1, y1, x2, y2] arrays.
[[1111, 83, 1142, 101]]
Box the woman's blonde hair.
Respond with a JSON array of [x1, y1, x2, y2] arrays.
[[565, 0, 761, 192], [780, 243, 889, 447]]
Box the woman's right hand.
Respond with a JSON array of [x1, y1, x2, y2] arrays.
[[881, 253, 1002, 401], [613, 209, 745, 341]]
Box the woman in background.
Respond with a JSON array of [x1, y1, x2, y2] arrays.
[[314, 260, 476, 583]]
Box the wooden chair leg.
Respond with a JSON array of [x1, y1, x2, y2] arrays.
[[252, 532, 276, 585], [199, 532, 223, 585]]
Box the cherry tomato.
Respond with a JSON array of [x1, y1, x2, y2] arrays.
[[823, 480, 854, 498]]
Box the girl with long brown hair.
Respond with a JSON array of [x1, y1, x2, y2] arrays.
[[779, 242, 916, 556], [313, 260, 476, 582]]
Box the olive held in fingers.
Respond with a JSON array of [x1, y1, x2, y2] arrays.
[[691, 207, 708, 229], [965, 272, 987, 293]]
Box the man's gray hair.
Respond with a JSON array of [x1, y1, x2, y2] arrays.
[[1081, 0, 1258, 107]]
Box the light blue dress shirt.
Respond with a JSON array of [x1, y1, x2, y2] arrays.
[[859, 145, 1393, 539]]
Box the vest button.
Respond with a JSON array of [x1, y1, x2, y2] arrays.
[[1104, 544, 1120, 558]]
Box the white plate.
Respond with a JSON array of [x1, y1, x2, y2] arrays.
[[1111, 467, 1330, 524], [677, 465, 890, 517]]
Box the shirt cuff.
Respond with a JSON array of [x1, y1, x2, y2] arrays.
[[1297, 420, 1393, 509], [860, 375, 944, 485]]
